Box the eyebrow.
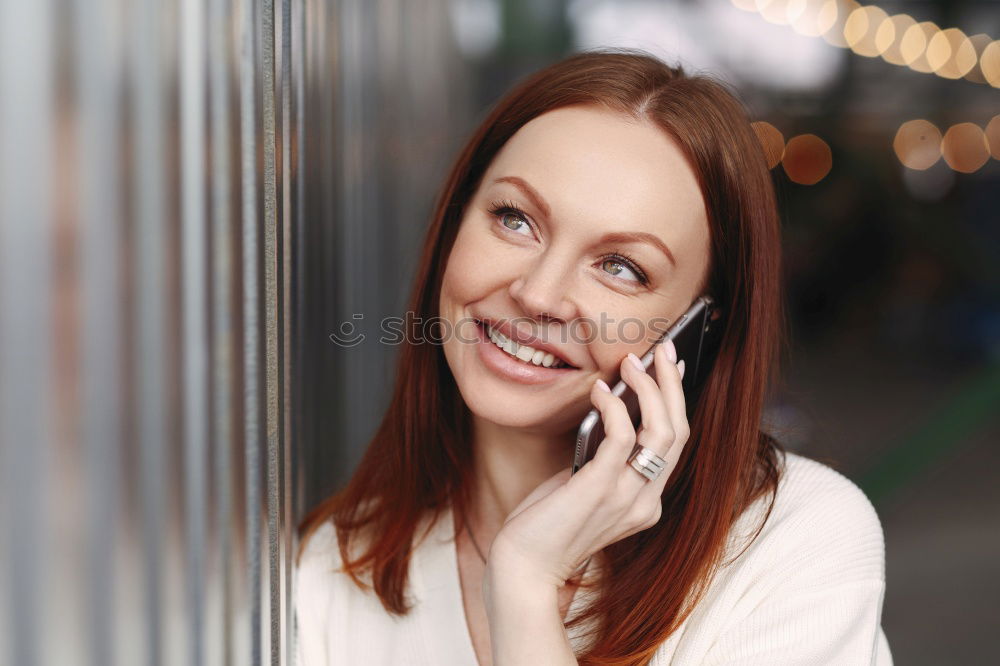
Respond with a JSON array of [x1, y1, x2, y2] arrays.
[[491, 175, 677, 268]]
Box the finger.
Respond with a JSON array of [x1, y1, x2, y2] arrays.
[[616, 353, 673, 495], [622, 351, 673, 455], [631, 341, 692, 500], [653, 340, 689, 460], [587, 377, 637, 473]]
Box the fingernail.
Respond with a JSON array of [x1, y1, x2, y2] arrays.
[[627, 353, 644, 372], [677, 359, 685, 379], [595, 379, 611, 393], [666, 338, 678, 364]]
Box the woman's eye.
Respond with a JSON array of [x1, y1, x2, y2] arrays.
[[488, 201, 534, 237], [499, 211, 532, 235], [599, 255, 649, 286], [601, 258, 639, 282]]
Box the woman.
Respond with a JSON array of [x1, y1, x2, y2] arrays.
[[296, 49, 892, 665]]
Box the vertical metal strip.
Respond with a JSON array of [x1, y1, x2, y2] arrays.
[[0, 2, 55, 666], [180, 0, 209, 664], [279, 0, 296, 664], [261, 0, 282, 663], [339, 0, 372, 459], [130, 0, 168, 661], [208, 0, 236, 664], [75, 0, 123, 664], [240, 0, 263, 661], [291, 0, 308, 526], [319, 0, 343, 499]]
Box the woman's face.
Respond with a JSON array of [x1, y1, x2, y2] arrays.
[[439, 104, 711, 434]]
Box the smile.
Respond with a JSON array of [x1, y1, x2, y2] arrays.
[[482, 322, 570, 368], [472, 320, 578, 385]]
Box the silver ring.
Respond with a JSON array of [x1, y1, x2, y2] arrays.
[[627, 444, 667, 482]]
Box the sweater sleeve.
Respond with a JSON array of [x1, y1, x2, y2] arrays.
[[294, 523, 336, 666], [703, 464, 892, 665]]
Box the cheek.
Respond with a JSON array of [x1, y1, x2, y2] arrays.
[[445, 243, 477, 286], [586, 317, 665, 375], [442, 225, 516, 302], [592, 343, 633, 377], [441, 227, 491, 306]]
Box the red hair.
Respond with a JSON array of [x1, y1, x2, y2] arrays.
[[299, 48, 787, 665]]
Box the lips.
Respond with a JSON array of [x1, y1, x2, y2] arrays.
[[474, 317, 578, 369]]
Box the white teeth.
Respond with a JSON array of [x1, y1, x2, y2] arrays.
[[484, 323, 568, 368], [503, 337, 517, 356]]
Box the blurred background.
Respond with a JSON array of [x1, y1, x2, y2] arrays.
[[0, 0, 997, 665]]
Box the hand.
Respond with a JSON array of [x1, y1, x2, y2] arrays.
[[488, 339, 690, 588]]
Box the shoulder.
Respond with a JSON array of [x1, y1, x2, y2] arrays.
[[299, 519, 340, 569], [297, 497, 381, 588], [651, 454, 891, 665], [775, 450, 884, 533], [296, 520, 351, 615], [726, 450, 886, 586]]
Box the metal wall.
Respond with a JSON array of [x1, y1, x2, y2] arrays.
[[298, 0, 472, 511], [0, 0, 467, 664]]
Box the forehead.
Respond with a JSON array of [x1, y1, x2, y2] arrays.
[[481, 105, 707, 242]]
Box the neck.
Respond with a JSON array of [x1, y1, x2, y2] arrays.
[[463, 414, 575, 554]]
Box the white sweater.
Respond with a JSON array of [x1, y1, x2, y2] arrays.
[[295, 451, 893, 665]]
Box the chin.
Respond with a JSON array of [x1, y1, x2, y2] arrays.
[[457, 383, 581, 434], [467, 398, 549, 428]]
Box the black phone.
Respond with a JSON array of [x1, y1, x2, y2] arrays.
[[571, 295, 723, 475]]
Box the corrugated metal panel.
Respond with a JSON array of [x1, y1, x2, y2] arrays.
[[0, 0, 465, 663]]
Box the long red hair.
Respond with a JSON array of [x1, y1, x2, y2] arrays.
[[299, 48, 787, 665]]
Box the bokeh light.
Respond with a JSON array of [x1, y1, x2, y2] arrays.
[[893, 119, 942, 170], [788, 0, 838, 38], [901, 21, 940, 73], [756, 0, 793, 26], [981, 40, 1000, 87], [844, 5, 889, 58], [822, 0, 859, 48], [985, 115, 1000, 160], [735, 0, 997, 87], [927, 28, 977, 79], [782, 134, 832, 184], [941, 122, 990, 173], [752, 121, 786, 168], [876, 14, 917, 66], [962, 34, 994, 84]]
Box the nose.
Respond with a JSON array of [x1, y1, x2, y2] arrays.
[[508, 255, 577, 323]]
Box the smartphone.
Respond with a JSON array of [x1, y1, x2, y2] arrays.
[[571, 295, 723, 475]]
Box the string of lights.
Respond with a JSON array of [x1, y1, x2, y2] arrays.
[[739, 1, 999, 178], [731, 0, 1000, 86]]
